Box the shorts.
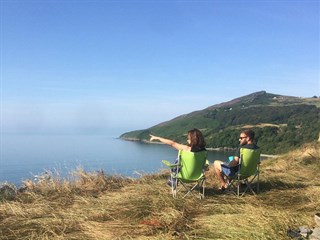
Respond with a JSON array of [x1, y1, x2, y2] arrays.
[[221, 163, 239, 177]]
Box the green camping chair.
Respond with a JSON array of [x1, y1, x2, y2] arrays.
[[225, 148, 261, 197], [162, 150, 207, 199]]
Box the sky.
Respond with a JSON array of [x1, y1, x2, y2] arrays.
[[1, 0, 319, 136]]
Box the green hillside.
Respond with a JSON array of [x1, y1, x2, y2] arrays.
[[120, 91, 320, 154]]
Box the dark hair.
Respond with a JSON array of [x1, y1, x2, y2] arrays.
[[188, 128, 206, 151], [242, 129, 255, 140]]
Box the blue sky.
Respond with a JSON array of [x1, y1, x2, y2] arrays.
[[1, 0, 319, 135]]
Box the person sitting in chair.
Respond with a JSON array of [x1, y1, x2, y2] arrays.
[[213, 129, 259, 191], [150, 128, 207, 188]]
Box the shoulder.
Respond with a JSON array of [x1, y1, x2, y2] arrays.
[[180, 145, 192, 151], [241, 144, 259, 150], [191, 147, 206, 152]]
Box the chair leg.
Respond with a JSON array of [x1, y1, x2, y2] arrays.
[[198, 179, 205, 199], [225, 178, 236, 195], [241, 180, 254, 197], [182, 182, 195, 198], [257, 172, 260, 194], [181, 180, 206, 199], [171, 176, 177, 198], [202, 179, 205, 199], [240, 175, 259, 197]]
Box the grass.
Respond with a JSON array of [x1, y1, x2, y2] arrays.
[[0, 142, 319, 239]]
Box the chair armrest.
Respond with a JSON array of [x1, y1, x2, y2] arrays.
[[162, 160, 180, 168]]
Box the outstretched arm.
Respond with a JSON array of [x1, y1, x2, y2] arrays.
[[149, 135, 189, 151]]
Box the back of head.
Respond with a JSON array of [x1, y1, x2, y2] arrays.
[[188, 128, 206, 152], [242, 129, 255, 141]]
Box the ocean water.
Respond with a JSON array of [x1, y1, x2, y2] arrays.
[[0, 134, 230, 187]]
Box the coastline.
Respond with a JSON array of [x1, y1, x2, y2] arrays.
[[119, 137, 279, 158]]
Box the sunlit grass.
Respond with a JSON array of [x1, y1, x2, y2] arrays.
[[0, 142, 319, 239]]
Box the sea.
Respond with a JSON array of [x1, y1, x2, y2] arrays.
[[0, 133, 230, 187]]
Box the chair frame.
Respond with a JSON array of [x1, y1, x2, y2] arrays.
[[163, 150, 207, 199], [224, 148, 261, 197]]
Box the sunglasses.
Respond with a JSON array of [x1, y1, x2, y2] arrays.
[[239, 136, 247, 140]]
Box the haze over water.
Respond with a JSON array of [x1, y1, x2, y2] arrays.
[[0, 133, 230, 187]]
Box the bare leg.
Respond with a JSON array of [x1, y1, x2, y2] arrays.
[[213, 160, 227, 188]]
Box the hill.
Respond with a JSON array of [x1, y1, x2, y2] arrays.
[[120, 91, 320, 154], [0, 142, 319, 239]]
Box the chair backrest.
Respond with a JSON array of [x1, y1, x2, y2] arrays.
[[177, 150, 207, 181], [239, 148, 261, 177]]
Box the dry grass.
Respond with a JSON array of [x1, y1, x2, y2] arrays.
[[0, 143, 319, 239]]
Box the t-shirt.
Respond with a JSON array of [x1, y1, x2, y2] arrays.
[[235, 144, 259, 158], [191, 147, 206, 153]]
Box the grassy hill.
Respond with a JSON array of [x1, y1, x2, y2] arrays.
[[0, 142, 319, 239], [120, 91, 320, 154]]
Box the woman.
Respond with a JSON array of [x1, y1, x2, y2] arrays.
[[150, 128, 207, 187], [149, 128, 206, 152]]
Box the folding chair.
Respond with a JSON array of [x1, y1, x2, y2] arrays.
[[224, 148, 261, 197], [162, 150, 207, 199]]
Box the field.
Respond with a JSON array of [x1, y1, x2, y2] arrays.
[[0, 142, 319, 239]]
